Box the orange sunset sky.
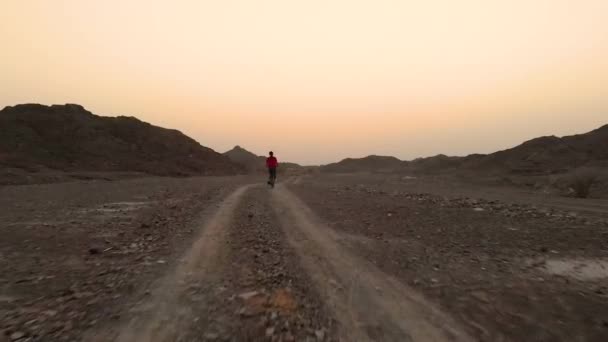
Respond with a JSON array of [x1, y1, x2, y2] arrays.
[[1, 0, 607, 165]]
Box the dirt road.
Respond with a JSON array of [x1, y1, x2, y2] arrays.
[[81, 182, 472, 341], [3, 175, 607, 341]]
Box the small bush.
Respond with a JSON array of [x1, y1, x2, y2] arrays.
[[568, 168, 600, 198]]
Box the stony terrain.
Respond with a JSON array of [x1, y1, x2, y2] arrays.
[[289, 173, 608, 341], [1, 173, 607, 341], [0, 177, 249, 341]]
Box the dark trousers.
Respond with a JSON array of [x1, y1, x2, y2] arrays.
[[268, 168, 277, 182]]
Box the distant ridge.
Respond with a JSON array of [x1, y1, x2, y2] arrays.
[[463, 124, 608, 174], [0, 103, 244, 177], [320, 155, 402, 173], [320, 124, 608, 174]]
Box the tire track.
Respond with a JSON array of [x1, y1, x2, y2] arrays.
[[183, 186, 336, 341], [272, 185, 474, 342], [89, 184, 252, 342]]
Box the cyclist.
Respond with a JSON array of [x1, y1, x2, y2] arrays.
[[266, 151, 278, 187]]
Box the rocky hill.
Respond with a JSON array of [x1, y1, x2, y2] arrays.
[[467, 124, 608, 174], [223, 145, 265, 172], [407, 124, 608, 175], [0, 104, 243, 180], [320, 124, 607, 175], [320, 155, 403, 173]]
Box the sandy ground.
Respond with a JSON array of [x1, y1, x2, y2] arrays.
[[1, 173, 608, 341]]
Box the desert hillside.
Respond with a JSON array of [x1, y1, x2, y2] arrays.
[[0, 104, 243, 181], [223, 145, 266, 172], [320, 155, 402, 173], [321, 124, 608, 175], [467, 124, 608, 174]]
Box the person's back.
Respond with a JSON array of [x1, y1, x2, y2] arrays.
[[266, 151, 278, 187]]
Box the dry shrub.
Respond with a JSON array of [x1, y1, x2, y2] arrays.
[[567, 167, 600, 198]]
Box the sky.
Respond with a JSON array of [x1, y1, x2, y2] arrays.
[[1, 0, 607, 165]]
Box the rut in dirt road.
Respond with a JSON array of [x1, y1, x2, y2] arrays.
[[181, 186, 336, 341], [272, 184, 475, 342], [90, 185, 252, 342], [89, 184, 337, 342]]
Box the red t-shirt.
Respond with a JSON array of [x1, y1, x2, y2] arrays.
[[266, 156, 278, 168]]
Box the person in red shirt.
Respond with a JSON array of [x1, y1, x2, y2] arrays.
[[266, 151, 278, 187]]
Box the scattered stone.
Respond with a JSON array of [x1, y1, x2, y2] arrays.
[[238, 307, 255, 317], [204, 332, 219, 340], [10, 332, 25, 341], [270, 288, 297, 313], [0, 295, 16, 303], [315, 329, 325, 341], [471, 290, 490, 303], [238, 291, 260, 300], [43, 310, 58, 317]]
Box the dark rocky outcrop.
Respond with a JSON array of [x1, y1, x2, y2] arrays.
[[0, 104, 243, 177]]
